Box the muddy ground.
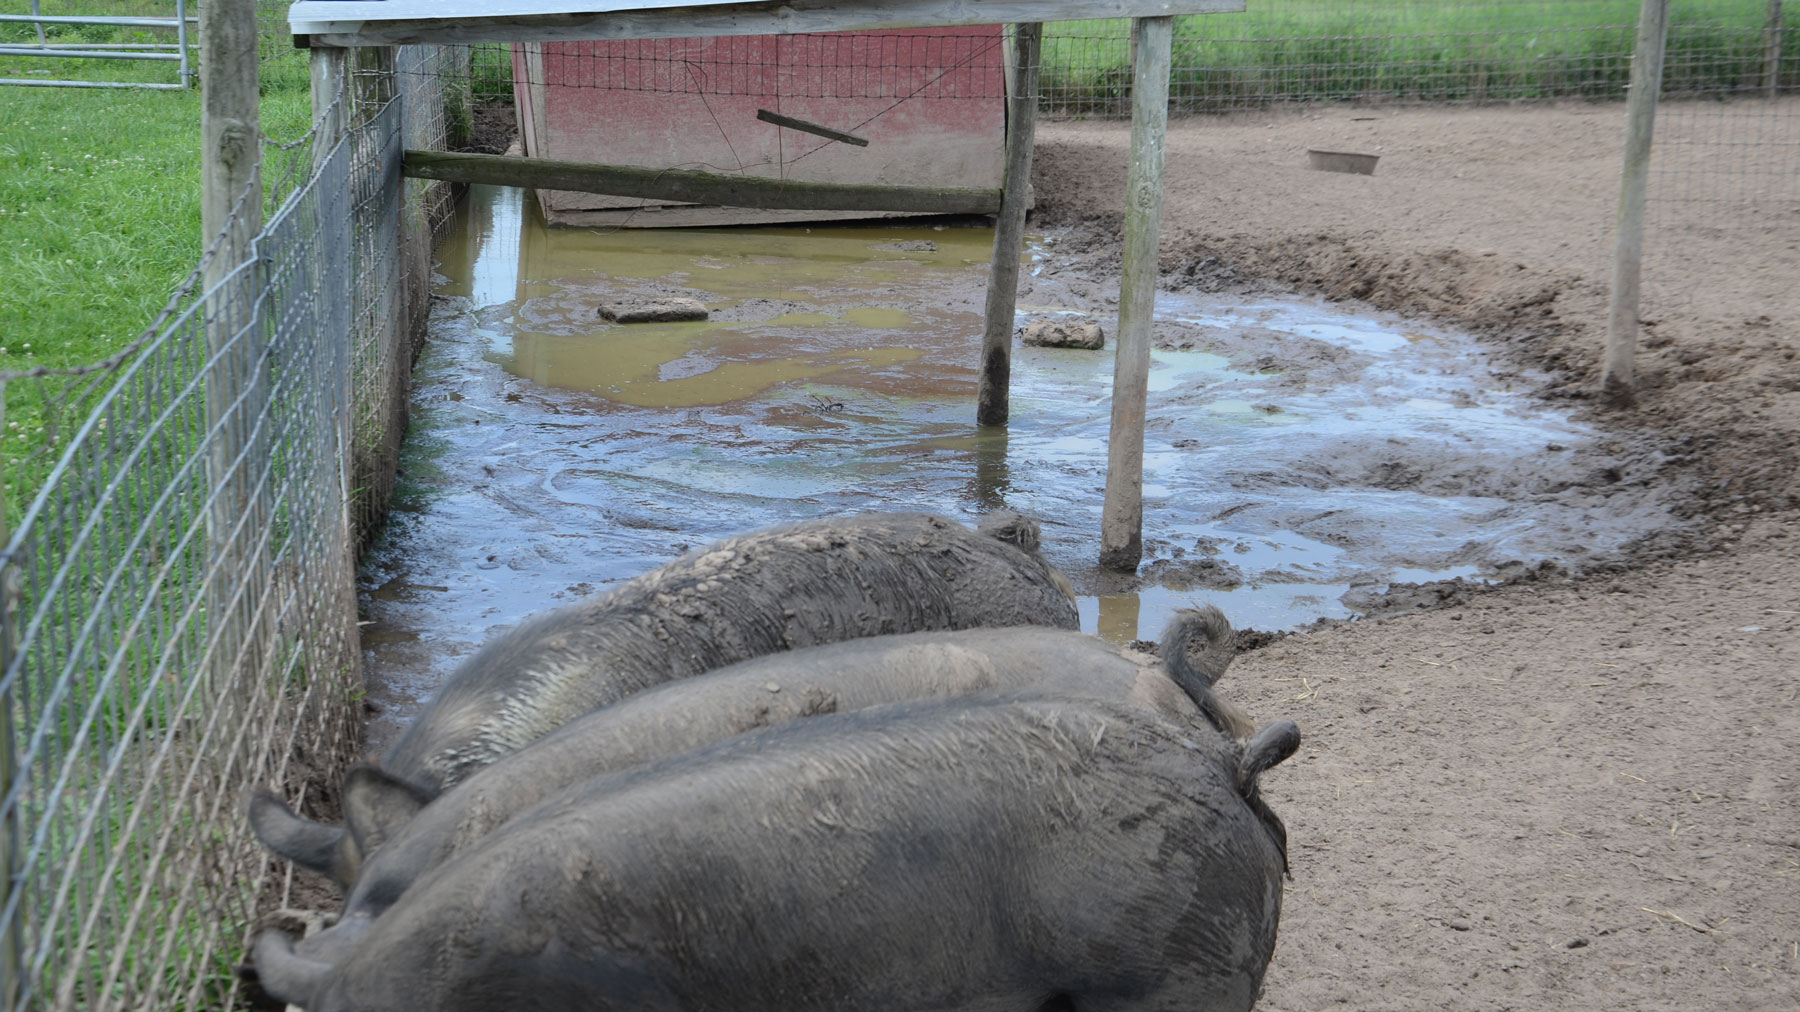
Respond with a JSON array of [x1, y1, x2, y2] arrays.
[[1027, 102, 1798, 1009]]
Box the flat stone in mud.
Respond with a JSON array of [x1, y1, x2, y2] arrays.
[[599, 297, 709, 323], [1021, 320, 1105, 350]]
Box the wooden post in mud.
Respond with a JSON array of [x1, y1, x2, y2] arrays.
[[1099, 16, 1173, 572], [977, 22, 1043, 428], [1603, 0, 1670, 406]]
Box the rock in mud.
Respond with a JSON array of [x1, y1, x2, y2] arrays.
[[598, 297, 709, 323], [1021, 320, 1105, 350]]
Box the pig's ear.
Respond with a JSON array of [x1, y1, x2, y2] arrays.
[[247, 789, 347, 878], [342, 765, 431, 857]]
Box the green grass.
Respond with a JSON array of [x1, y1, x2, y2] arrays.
[[0, 6, 313, 520], [469, 42, 515, 106], [1041, 1, 1797, 112]]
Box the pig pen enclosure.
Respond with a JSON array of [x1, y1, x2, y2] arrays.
[[3, 1, 1799, 1010]]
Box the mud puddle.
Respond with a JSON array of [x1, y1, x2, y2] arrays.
[[359, 184, 1677, 744]]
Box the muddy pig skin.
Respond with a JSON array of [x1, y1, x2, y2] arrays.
[[280, 613, 1242, 958], [253, 693, 1292, 1012], [248, 510, 1078, 884]]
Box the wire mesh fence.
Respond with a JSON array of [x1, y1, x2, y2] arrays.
[[403, 2, 1793, 122], [1038, 1, 1794, 115], [0, 33, 460, 1010], [1643, 55, 1799, 318]]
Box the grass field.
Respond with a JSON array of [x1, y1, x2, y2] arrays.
[[1042, 1, 1795, 110], [0, 4, 311, 515]]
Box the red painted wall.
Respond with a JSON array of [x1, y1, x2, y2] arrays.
[[513, 27, 1008, 225]]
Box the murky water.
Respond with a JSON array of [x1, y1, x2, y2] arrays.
[[361, 184, 1657, 738]]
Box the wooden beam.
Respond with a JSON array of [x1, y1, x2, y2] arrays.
[[201, 0, 264, 701], [1099, 15, 1172, 573], [1603, 0, 1670, 406], [755, 109, 869, 147], [292, 0, 1244, 47], [403, 149, 1002, 213], [977, 22, 1042, 428]]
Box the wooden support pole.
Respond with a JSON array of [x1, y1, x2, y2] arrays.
[[977, 22, 1042, 428], [201, 0, 263, 700], [309, 45, 357, 600], [402, 149, 1002, 214], [1603, 0, 1670, 406], [202, 0, 259, 279], [1764, 0, 1785, 98], [1099, 15, 1172, 573], [309, 46, 347, 172]]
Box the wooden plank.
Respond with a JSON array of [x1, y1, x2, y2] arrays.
[[403, 149, 1002, 213], [976, 22, 1041, 429], [1603, 0, 1670, 406], [293, 0, 1244, 47], [755, 109, 870, 147], [1099, 15, 1172, 573]]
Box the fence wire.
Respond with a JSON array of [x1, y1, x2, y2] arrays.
[[1644, 92, 1799, 318], [401, 2, 1794, 120], [0, 39, 460, 1011]]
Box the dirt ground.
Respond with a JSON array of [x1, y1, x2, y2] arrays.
[[1029, 102, 1799, 1010]]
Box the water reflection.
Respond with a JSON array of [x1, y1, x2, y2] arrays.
[[968, 426, 1012, 514], [1095, 594, 1142, 646]]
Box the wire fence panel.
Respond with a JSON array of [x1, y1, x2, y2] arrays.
[[396, 4, 1793, 119], [0, 159, 357, 1010], [1640, 93, 1799, 320], [1038, 0, 1794, 116], [0, 40, 459, 1011]]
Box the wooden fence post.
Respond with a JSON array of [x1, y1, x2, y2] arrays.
[[1099, 15, 1172, 571], [201, 0, 260, 294], [200, 0, 264, 698], [977, 22, 1043, 428], [1603, 0, 1670, 405], [310, 45, 354, 526], [311, 47, 348, 172]]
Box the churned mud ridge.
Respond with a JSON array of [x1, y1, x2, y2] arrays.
[[1022, 228, 1697, 627]]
